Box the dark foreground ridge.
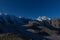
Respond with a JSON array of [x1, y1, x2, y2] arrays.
[[0, 14, 60, 40]]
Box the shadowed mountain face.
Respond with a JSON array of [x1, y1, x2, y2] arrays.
[[0, 14, 60, 40]]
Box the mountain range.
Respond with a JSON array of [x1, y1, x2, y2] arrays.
[[0, 13, 60, 40]]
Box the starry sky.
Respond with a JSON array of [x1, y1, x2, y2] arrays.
[[0, 0, 60, 19]]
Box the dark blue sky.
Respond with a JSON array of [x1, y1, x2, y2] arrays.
[[0, 0, 60, 19]]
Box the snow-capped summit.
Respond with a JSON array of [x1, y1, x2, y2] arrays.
[[4, 13, 7, 15], [18, 16, 22, 18], [0, 13, 2, 15], [0, 13, 8, 16], [36, 16, 51, 21]]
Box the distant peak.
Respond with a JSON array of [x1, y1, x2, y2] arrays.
[[4, 13, 7, 15], [36, 16, 51, 21], [18, 16, 22, 18], [0, 13, 2, 15], [0, 13, 7, 15]]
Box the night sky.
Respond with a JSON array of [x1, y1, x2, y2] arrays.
[[0, 0, 60, 19]]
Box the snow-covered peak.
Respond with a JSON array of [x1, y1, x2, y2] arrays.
[[18, 16, 22, 18], [47, 18, 51, 20], [0, 13, 2, 15], [36, 16, 51, 21], [4, 13, 7, 15], [0, 13, 8, 16]]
